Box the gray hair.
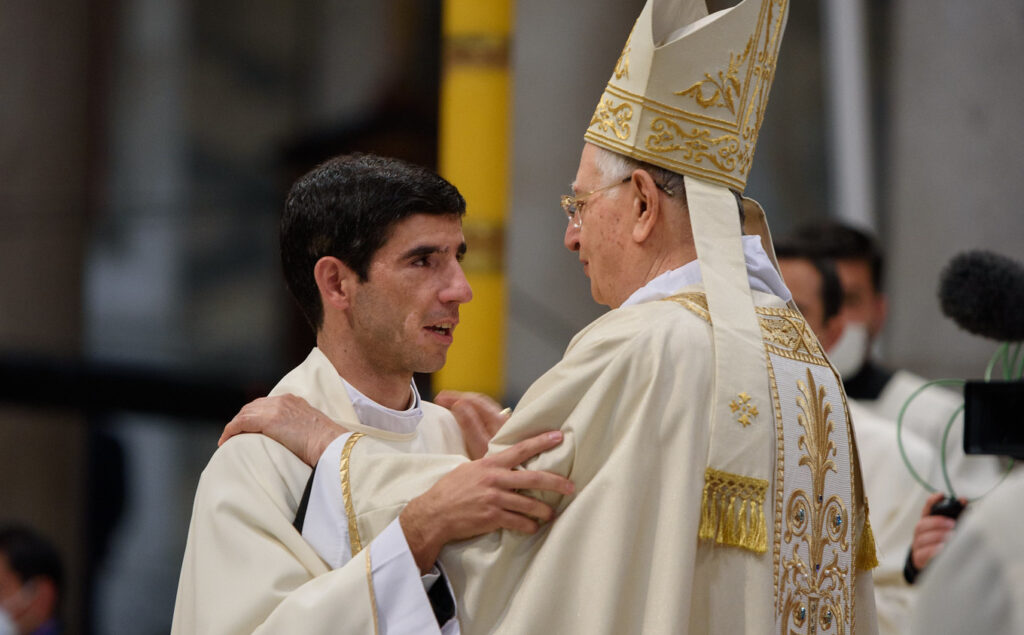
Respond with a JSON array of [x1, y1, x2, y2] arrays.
[[592, 146, 746, 227], [591, 147, 686, 200]]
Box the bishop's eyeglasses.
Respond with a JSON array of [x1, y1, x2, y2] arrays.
[[560, 176, 674, 228], [560, 177, 631, 229]]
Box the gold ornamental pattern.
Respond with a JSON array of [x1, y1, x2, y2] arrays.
[[664, 293, 827, 365], [674, 35, 755, 116], [649, 0, 786, 186], [778, 369, 850, 634], [589, 98, 633, 141], [614, 26, 633, 80], [584, 0, 788, 191]]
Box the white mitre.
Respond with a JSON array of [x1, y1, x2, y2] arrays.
[[586, 0, 790, 553]]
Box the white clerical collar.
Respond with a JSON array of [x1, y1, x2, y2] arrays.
[[620, 235, 792, 308], [340, 377, 423, 435]]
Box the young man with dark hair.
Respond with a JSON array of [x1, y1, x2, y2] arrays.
[[0, 525, 62, 635], [788, 221, 891, 398], [172, 154, 571, 634]]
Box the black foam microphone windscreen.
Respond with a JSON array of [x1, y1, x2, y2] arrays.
[[938, 250, 1024, 341]]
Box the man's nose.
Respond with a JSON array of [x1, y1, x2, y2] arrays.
[[563, 221, 580, 252], [440, 263, 473, 304]]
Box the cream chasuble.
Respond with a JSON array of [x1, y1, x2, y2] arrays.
[[171, 348, 465, 634], [339, 288, 878, 634]]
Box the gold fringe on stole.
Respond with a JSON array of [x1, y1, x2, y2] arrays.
[[856, 517, 879, 571], [340, 432, 366, 556], [699, 467, 769, 553]]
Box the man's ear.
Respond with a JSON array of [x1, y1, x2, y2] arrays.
[[314, 256, 358, 312], [630, 169, 661, 243]]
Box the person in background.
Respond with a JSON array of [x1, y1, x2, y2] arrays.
[[0, 525, 62, 635], [776, 243, 938, 635]]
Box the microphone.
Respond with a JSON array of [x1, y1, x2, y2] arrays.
[[938, 250, 1024, 342]]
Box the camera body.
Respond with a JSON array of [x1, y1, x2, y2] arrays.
[[963, 380, 1024, 460]]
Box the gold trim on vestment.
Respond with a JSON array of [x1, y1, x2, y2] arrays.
[[777, 368, 852, 633], [340, 432, 366, 555], [665, 293, 827, 363], [857, 510, 879, 572], [364, 548, 380, 635], [699, 467, 769, 553], [767, 350, 787, 608]]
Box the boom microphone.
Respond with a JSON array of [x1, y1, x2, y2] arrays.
[[938, 250, 1024, 342]]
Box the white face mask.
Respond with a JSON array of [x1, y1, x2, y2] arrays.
[[828, 321, 869, 378]]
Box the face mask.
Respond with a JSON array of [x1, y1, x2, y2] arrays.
[[828, 321, 869, 378]]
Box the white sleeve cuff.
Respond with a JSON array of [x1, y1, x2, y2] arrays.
[[302, 432, 354, 568], [370, 519, 459, 634]]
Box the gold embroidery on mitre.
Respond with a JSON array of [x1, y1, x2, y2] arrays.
[[778, 369, 851, 634], [590, 98, 633, 140], [699, 467, 769, 553], [614, 26, 633, 79], [675, 35, 755, 115], [729, 391, 760, 427], [584, 0, 788, 192], [645, 118, 741, 173], [340, 432, 366, 555]]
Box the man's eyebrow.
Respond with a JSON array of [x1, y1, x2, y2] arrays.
[[400, 244, 445, 260]]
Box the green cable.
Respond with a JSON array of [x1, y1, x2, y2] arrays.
[[1009, 342, 1023, 380], [896, 364, 1018, 501], [938, 403, 964, 497], [896, 378, 964, 494], [984, 343, 1007, 381]]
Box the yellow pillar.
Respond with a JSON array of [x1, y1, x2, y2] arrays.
[[434, 0, 512, 398]]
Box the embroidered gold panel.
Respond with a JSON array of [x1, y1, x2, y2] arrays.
[[667, 293, 858, 632], [667, 292, 827, 363], [769, 356, 855, 634]]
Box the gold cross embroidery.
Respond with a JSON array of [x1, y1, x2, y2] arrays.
[[729, 392, 759, 427]]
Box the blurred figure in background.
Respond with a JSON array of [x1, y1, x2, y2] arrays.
[[788, 222, 1003, 499], [787, 223, 965, 439], [0, 525, 62, 635], [786, 222, 891, 399], [909, 471, 1024, 634], [776, 243, 937, 635]]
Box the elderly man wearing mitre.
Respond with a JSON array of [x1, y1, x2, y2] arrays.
[[274, 1, 879, 633]]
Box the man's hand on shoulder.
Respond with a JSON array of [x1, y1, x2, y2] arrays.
[[435, 390, 510, 460], [218, 394, 346, 467], [399, 431, 574, 573]]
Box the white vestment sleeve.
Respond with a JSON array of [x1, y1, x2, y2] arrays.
[[303, 435, 459, 631], [369, 520, 459, 634], [303, 432, 355, 567], [172, 434, 457, 634], [303, 434, 454, 595]]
